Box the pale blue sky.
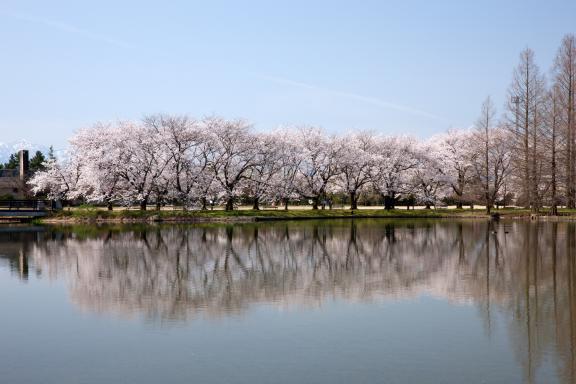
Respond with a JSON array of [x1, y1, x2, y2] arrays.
[[0, 0, 574, 149]]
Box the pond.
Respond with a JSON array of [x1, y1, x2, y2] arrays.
[[0, 219, 572, 383]]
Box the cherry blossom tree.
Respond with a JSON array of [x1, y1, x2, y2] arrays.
[[245, 133, 284, 210], [294, 127, 343, 210], [28, 154, 82, 202], [269, 129, 302, 210], [144, 114, 215, 209], [337, 131, 377, 210], [115, 122, 175, 210], [429, 129, 475, 208], [410, 143, 450, 209], [69, 123, 127, 210], [204, 117, 259, 211], [370, 136, 419, 209]]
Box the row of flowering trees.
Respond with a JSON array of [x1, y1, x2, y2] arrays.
[[28, 113, 512, 211], [29, 34, 575, 213]]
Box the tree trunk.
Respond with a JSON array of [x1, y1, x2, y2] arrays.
[[201, 197, 207, 211], [456, 201, 463, 209], [225, 197, 234, 211], [284, 198, 289, 210], [551, 179, 558, 215], [550, 95, 558, 216], [524, 132, 531, 209], [531, 113, 539, 214], [350, 191, 358, 210], [484, 120, 491, 216], [566, 60, 576, 209], [551, 204, 558, 216], [551, 118, 558, 216], [568, 59, 575, 208], [425, 203, 431, 209], [384, 191, 395, 210], [139, 198, 148, 211], [252, 197, 260, 210], [107, 202, 113, 211], [312, 197, 319, 210]]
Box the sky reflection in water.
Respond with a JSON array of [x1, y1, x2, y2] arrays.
[[0, 219, 571, 384]]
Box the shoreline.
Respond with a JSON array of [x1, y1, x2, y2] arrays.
[[29, 208, 576, 225]]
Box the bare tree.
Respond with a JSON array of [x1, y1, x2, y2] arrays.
[[553, 34, 576, 208], [507, 48, 547, 211], [546, 84, 563, 215], [472, 98, 512, 214]]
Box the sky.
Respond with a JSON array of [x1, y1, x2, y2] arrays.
[[0, 0, 574, 151]]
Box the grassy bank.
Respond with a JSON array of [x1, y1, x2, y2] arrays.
[[36, 206, 567, 224]]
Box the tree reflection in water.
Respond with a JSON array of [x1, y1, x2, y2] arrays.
[[2, 219, 576, 383]]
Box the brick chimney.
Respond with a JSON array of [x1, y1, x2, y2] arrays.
[[19, 150, 29, 180]]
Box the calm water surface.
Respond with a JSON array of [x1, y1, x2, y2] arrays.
[[0, 219, 573, 383]]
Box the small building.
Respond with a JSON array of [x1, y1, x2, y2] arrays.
[[0, 150, 30, 199]]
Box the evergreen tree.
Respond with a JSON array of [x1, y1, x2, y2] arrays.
[[48, 145, 56, 161], [3, 153, 18, 169], [30, 151, 46, 172]]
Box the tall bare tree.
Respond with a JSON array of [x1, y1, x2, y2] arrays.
[[546, 84, 563, 215], [553, 34, 576, 208], [476, 97, 495, 214], [507, 48, 547, 212], [472, 97, 512, 214]]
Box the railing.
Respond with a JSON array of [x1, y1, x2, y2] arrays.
[[0, 200, 54, 211]]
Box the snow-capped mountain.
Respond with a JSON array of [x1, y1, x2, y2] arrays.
[[0, 140, 50, 163]]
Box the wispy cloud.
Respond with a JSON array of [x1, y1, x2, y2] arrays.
[[1, 11, 134, 49], [256, 74, 445, 120]]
